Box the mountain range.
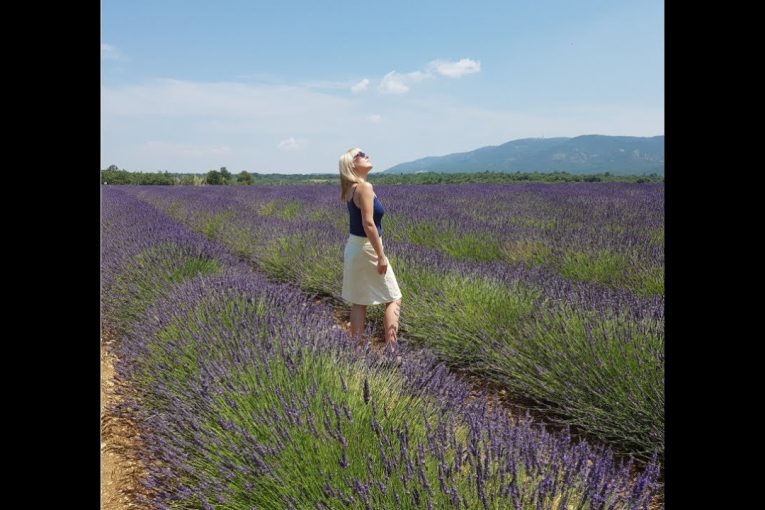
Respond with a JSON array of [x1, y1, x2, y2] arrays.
[[382, 135, 664, 175]]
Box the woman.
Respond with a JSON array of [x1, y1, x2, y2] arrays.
[[339, 148, 403, 355]]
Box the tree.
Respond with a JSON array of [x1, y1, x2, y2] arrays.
[[101, 167, 132, 184], [237, 171, 254, 185], [220, 167, 232, 184], [206, 170, 223, 185]]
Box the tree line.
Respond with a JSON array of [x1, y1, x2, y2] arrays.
[[101, 165, 663, 186]]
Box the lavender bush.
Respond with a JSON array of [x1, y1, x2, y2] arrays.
[[102, 186, 663, 508], [101, 188, 247, 338], [111, 271, 662, 509], [125, 183, 664, 460]]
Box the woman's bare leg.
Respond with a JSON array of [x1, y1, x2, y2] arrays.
[[350, 304, 367, 347], [384, 298, 402, 353]]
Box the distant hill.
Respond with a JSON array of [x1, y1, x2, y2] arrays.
[[382, 135, 664, 175]]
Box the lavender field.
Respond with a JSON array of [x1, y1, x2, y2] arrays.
[[101, 183, 663, 508]]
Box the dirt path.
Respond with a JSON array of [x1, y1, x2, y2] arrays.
[[100, 336, 151, 509]]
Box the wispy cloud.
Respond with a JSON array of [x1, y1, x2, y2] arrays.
[[379, 71, 410, 94], [277, 137, 304, 150], [102, 78, 662, 173], [101, 43, 125, 61], [378, 58, 479, 94], [102, 79, 352, 121], [298, 79, 356, 90], [426, 58, 481, 78], [379, 70, 431, 94], [351, 78, 369, 94], [101, 78, 354, 171]]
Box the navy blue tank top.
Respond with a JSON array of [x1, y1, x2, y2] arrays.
[[348, 184, 384, 237]]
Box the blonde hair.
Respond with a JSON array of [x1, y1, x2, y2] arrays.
[[338, 147, 365, 203]]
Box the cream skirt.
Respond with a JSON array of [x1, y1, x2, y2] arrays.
[[342, 234, 403, 305]]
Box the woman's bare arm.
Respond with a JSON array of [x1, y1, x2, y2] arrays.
[[356, 182, 386, 260]]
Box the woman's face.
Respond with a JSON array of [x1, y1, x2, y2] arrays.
[[353, 151, 373, 172]]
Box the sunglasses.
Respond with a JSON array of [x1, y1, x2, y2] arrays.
[[353, 151, 368, 160]]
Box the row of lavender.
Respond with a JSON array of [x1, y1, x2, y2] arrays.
[[101, 186, 662, 508], [153, 182, 663, 296], [380, 183, 663, 297], [125, 183, 664, 461]]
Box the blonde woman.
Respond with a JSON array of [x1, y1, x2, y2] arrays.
[[339, 148, 402, 355]]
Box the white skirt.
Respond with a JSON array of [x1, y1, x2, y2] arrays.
[[342, 234, 403, 305]]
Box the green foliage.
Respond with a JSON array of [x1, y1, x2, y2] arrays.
[[559, 249, 632, 287], [485, 304, 665, 458], [100, 166, 174, 185], [105, 242, 225, 336], [201, 210, 235, 239], [500, 239, 554, 266], [101, 167, 665, 186], [397, 265, 542, 367], [236, 170, 254, 185], [394, 221, 505, 262], [220, 166, 232, 183], [206, 170, 223, 185]]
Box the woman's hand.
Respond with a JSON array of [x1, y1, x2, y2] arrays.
[[377, 255, 389, 274]]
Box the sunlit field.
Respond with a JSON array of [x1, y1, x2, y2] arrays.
[[101, 183, 663, 509]]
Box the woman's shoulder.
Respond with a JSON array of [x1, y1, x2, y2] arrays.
[[355, 181, 374, 195], [345, 182, 371, 202]]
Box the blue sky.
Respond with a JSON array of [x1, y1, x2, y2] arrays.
[[101, 0, 664, 174]]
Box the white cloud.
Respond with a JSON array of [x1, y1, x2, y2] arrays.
[[101, 43, 123, 61], [426, 58, 481, 78], [101, 79, 355, 172], [405, 70, 431, 83], [351, 78, 370, 94], [377, 58, 478, 94], [278, 137, 303, 150], [299, 79, 357, 90], [102, 79, 352, 120], [379, 71, 410, 94], [101, 78, 662, 173]]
